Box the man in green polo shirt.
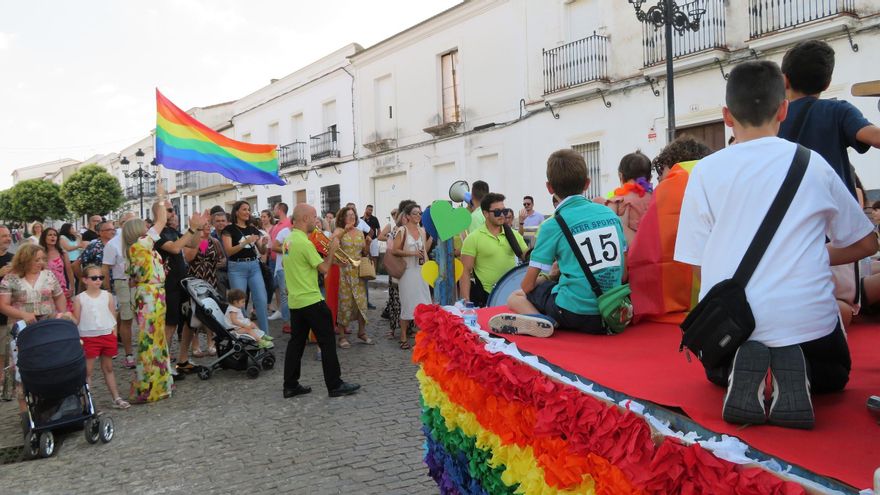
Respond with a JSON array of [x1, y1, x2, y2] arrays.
[[281, 203, 360, 399], [460, 192, 527, 306]]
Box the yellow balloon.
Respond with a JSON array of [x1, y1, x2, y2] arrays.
[[454, 258, 464, 282], [421, 261, 440, 287]]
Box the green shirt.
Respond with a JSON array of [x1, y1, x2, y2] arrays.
[[468, 207, 485, 233], [530, 195, 626, 315], [461, 224, 527, 292], [282, 229, 325, 310]]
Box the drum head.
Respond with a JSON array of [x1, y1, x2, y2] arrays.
[[487, 264, 529, 307]]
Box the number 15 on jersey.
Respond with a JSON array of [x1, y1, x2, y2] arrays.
[[572, 226, 622, 271]]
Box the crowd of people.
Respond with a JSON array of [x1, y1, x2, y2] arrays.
[[0, 41, 878, 433]]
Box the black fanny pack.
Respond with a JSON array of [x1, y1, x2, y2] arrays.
[[680, 145, 809, 368]]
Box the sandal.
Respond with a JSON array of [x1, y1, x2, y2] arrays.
[[338, 339, 351, 349], [113, 397, 131, 409], [385, 330, 396, 340], [207, 347, 217, 356], [192, 348, 205, 358], [399, 341, 412, 350], [357, 333, 375, 345]]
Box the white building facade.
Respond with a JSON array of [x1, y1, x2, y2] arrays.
[[350, 0, 880, 217], [230, 44, 363, 217]]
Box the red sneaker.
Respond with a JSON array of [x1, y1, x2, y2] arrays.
[[282, 324, 291, 334]]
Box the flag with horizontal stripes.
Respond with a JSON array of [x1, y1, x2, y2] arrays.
[[155, 89, 284, 186]]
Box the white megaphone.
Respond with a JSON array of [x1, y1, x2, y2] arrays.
[[448, 180, 471, 204]]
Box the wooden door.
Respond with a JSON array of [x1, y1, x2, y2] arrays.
[[678, 121, 726, 152]]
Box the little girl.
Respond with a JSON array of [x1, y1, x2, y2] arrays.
[[224, 289, 274, 348], [73, 265, 130, 409]]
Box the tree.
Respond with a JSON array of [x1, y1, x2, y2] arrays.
[[60, 164, 125, 218], [0, 189, 13, 223], [6, 179, 67, 222]]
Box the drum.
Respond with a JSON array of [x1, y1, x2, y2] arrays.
[[487, 264, 529, 307]]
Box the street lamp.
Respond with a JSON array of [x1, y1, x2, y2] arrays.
[[628, 0, 705, 142], [120, 148, 159, 219]]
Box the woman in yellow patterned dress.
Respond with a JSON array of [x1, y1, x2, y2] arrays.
[[123, 201, 208, 403], [333, 206, 372, 348]]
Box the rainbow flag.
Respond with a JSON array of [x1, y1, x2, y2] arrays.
[[155, 89, 284, 186]]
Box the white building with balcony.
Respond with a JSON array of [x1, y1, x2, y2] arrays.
[[350, 0, 880, 217], [230, 43, 363, 216]]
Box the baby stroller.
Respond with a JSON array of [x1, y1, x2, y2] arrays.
[[181, 277, 276, 380], [12, 319, 114, 459]]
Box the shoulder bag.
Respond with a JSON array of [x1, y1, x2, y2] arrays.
[[382, 227, 408, 280], [555, 214, 633, 334], [679, 145, 810, 368]]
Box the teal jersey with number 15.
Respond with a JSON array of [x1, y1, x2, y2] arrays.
[[529, 195, 626, 315]]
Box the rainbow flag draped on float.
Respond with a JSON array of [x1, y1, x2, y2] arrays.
[[155, 89, 284, 186]]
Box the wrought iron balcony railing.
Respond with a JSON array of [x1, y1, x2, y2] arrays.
[[642, 0, 727, 67], [310, 128, 340, 161], [748, 0, 855, 38], [543, 33, 609, 95], [278, 141, 308, 169], [125, 178, 167, 200]]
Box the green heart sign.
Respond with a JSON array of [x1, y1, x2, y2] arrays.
[[429, 200, 471, 241]]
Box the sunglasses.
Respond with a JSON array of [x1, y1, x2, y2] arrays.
[[489, 208, 512, 217], [167, 208, 175, 213], [523, 203, 532, 207], [87, 275, 105, 281], [411, 211, 422, 216]]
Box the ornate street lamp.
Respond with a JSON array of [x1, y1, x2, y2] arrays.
[[628, 0, 705, 142], [121, 148, 159, 219]]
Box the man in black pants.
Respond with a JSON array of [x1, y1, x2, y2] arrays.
[[281, 203, 359, 398]]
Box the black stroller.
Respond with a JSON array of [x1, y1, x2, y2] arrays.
[[181, 277, 275, 380], [12, 319, 114, 459]]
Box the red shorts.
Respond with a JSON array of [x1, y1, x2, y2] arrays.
[[81, 333, 117, 359]]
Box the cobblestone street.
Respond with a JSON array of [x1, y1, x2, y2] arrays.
[[0, 287, 437, 495]]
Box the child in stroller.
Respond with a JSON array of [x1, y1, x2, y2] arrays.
[[224, 288, 274, 349], [180, 277, 275, 380], [11, 319, 115, 459]]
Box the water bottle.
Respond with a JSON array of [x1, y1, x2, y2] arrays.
[[462, 303, 478, 329]]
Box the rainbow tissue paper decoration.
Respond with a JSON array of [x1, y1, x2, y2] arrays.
[[412, 304, 809, 495], [156, 89, 284, 186]]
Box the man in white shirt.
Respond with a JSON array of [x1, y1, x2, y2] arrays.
[[272, 217, 292, 335], [102, 211, 137, 368], [674, 61, 877, 429]]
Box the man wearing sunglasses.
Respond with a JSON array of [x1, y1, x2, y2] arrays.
[[77, 221, 117, 270], [460, 193, 527, 307], [517, 196, 544, 232]]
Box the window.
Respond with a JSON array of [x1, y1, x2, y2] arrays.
[[374, 75, 394, 137], [572, 142, 601, 198], [290, 113, 304, 142], [268, 195, 281, 210], [322, 100, 337, 130], [320, 184, 340, 216], [267, 122, 279, 145], [441, 50, 460, 123]]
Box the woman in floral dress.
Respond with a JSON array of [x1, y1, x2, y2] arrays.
[[333, 206, 372, 348], [39, 227, 74, 312]]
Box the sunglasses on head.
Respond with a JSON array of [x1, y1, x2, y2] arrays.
[[87, 275, 105, 281]]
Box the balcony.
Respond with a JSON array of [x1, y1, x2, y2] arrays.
[[310, 128, 340, 162], [748, 0, 855, 38], [642, 0, 727, 67], [543, 33, 609, 95], [278, 141, 308, 169], [125, 178, 167, 200]]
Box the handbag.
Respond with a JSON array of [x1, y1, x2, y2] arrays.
[[382, 227, 407, 279], [358, 257, 377, 280], [555, 214, 632, 334], [679, 144, 810, 368]]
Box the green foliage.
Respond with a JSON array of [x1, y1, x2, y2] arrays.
[[60, 164, 124, 218], [0, 189, 13, 223], [6, 179, 67, 222]]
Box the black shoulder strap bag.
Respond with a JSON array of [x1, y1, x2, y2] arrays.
[[679, 144, 810, 368]]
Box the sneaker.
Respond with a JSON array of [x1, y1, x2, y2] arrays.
[[329, 381, 361, 397], [262, 334, 274, 341], [488, 313, 556, 338], [258, 339, 274, 349], [123, 355, 136, 369], [768, 345, 814, 429], [282, 324, 292, 334], [367, 303, 377, 310], [722, 341, 770, 426], [268, 310, 282, 321], [175, 361, 197, 374]]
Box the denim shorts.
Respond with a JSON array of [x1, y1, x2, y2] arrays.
[[526, 281, 604, 334]]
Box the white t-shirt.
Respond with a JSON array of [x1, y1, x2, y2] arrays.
[[273, 227, 290, 275], [674, 137, 873, 347], [224, 305, 246, 329], [76, 291, 116, 337], [102, 230, 128, 280]]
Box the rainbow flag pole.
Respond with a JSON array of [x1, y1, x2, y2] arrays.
[[155, 89, 284, 186]]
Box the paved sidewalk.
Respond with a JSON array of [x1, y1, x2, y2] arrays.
[[0, 290, 437, 495]]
